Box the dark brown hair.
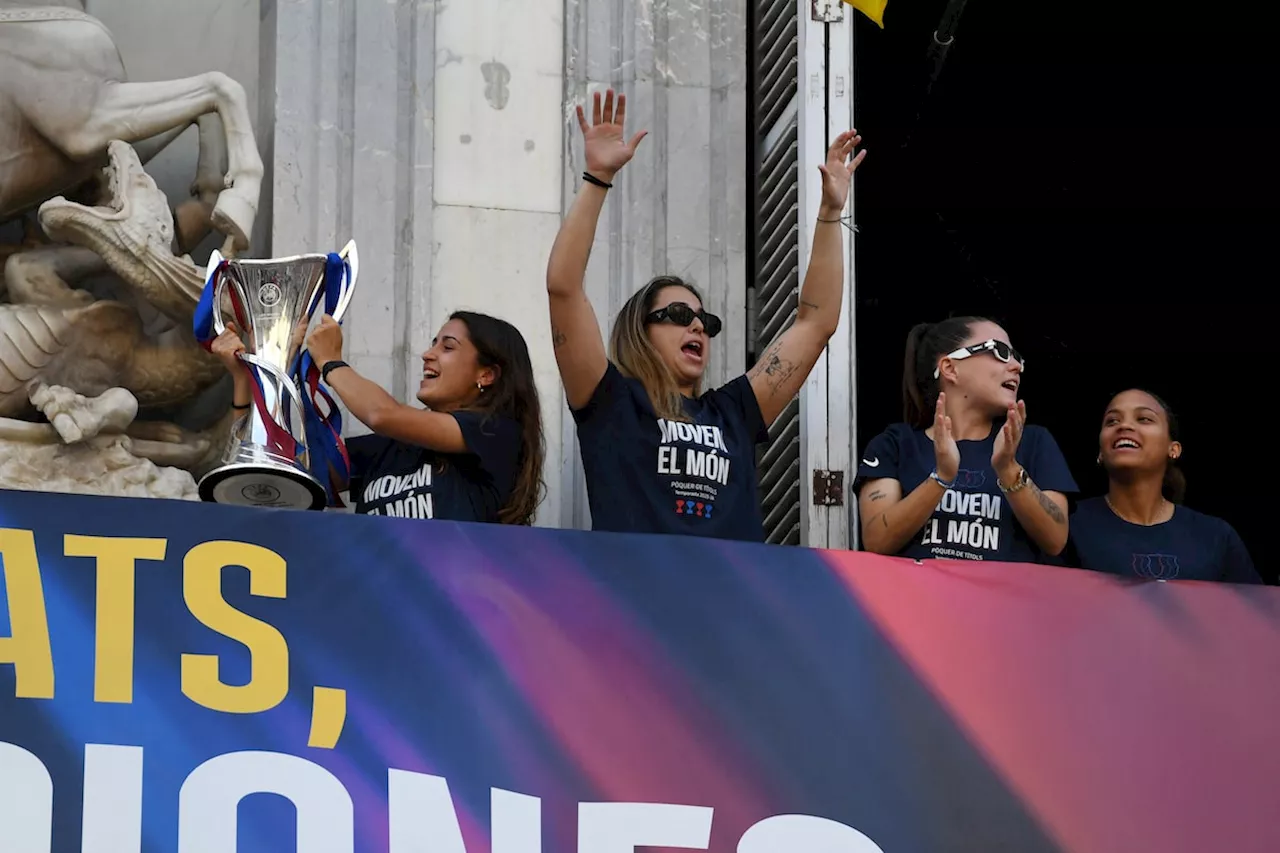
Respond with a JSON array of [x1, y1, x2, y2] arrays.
[[451, 311, 546, 524], [901, 316, 991, 428]]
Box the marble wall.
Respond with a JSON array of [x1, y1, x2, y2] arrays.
[[262, 0, 748, 528]]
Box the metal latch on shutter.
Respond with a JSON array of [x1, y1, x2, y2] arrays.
[[812, 470, 845, 506], [811, 0, 846, 23]]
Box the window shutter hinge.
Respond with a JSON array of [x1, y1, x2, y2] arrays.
[[812, 469, 845, 506]]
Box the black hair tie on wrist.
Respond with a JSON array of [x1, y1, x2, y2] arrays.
[[583, 172, 613, 189], [231, 403, 251, 411], [321, 359, 350, 383]]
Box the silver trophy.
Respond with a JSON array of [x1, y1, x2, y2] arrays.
[[197, 241, 359, 510]]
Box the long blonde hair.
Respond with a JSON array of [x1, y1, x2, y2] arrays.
[[609, 275, 705, 422]]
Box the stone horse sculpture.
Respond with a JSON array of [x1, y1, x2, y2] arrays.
[[0, 1, 267, 497], [0, 0, 262, 249]]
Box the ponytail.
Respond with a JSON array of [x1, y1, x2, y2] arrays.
[[900, 316, 989, 428], [901, 322, 934, 428]]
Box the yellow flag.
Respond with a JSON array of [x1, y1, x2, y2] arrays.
[[842, 0, 887, 28]]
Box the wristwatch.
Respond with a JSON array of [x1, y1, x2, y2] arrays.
[[997, 467, 1030, 494]]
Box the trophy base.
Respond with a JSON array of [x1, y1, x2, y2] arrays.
[[198, 462, 328, 511]]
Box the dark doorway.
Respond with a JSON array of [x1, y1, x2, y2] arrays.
[[853, 1, 1278, 581]]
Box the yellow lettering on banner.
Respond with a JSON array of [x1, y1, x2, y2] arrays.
[[63, 535, 168, 704], [307, 686, 348, 749], [0, 529, 54, 698], [181, 541, 288, 713]]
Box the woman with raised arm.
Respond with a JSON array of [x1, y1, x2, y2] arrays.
[[1066, 389, 1260, 583], [209, 311, 545, 524], [547, 88, 865, 541], [854, 317, 1077, 562]]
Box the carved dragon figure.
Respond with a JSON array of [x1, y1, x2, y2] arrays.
[[0, 141, 232, 471]]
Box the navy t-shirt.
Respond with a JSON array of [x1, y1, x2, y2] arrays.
[[1066, 496, 1261, 584], [855, 422, 1078, 562], [346, 410, 520, 523], [573, 362, 769, 541]]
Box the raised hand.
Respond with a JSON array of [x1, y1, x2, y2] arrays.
[[933, 392, 960, 483], [992, 399, 1027, 479], [211, 324, 247, 375], [818, 130, 867, 214], [576, 89, 649, 183]]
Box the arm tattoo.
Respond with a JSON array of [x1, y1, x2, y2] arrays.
[[551, 326, 567, 348], [880, 513, 889, 529], [747, 341, 799, 390], [1030, 483, 1066, 524], [867, 489, 886, 502]]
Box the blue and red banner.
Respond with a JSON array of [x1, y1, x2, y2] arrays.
[[2, 488, 1278, 852]]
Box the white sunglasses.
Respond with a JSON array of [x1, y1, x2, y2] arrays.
[[933, 339, 1025, 379]]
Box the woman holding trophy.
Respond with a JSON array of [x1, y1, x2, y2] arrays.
[[211, 310, 545, 525]]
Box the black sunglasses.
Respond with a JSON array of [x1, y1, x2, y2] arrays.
[[933, 339, 1025, 378], [645, 302, 722, 338]]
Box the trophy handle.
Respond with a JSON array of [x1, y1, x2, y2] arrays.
[[212, 276, 229, 336], [331, 240, 359, 324], [205, 250, 250, 339], [205, 250, 228, 336], [212, 276, 252, 338], [241, 353, 308, 437]]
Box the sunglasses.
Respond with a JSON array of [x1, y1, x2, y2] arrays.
[[933, 339, 1025, 378], [645, 302, 722, 338]]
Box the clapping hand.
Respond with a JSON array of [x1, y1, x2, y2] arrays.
[[933, 393, 960, 484], [577, 89, 648, 183], [992, 400, 1027, 480]]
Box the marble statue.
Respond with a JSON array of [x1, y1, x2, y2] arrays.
[[0, 1, 264, 500]]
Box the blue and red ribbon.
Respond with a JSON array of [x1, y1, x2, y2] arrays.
[[293, 254, 352, 506]]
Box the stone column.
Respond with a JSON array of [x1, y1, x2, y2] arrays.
[[264, 0, 434, 404], [428, 0, 568, 526], [560, 0, 748, 529]]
